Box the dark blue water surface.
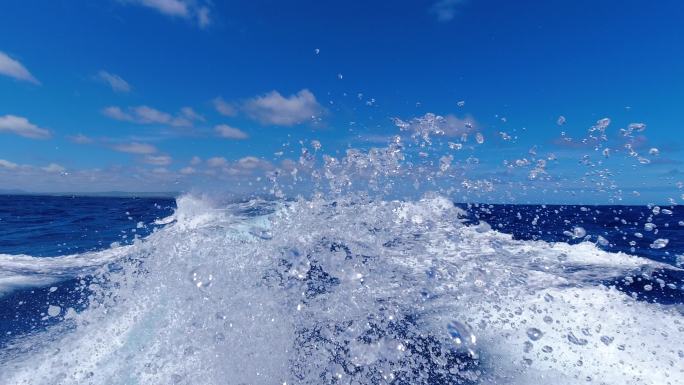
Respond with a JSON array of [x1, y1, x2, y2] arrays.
[[0, 195, 175, 257]]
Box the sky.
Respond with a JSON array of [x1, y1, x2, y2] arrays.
[[1, 0, 683, 203]]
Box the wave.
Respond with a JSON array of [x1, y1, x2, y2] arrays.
[[0, 194, 682, 385]]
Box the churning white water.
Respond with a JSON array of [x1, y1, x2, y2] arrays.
[[0, 193, 682, 385]]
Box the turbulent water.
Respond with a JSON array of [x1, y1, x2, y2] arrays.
[[0, 194, 682, 385], [1, 114, 684, 384]]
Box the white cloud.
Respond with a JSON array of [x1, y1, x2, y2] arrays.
[[238, 156, 267, 169], [103, 105, 203, 127], [0, 115, 51, 139], [125, 0, 211, 28], [180, 107, 205, 122], [0, 51, 39, 84], [144, 154, 173, 166], [244, 89, 323, 126], [215, 124, 248, 139], [112, 142, 157, 154], [179, 166, 196, 175], [213, 97, 238, 116], [190, 156, 202, 165], [207, 156, 228, 168], [69, 134, 95, 144], [430, 0, 467, 22], [42, 163, 66, 173], [197, 6, 211, 28], [0, 159, 19, 170], [96, 70, 131, 92]]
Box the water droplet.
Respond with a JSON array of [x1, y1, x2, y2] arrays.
[[541, 345, 553, 353], [543, 316, 553, 324], [526, 328, 544, 341], [571, 226, 586, 239], [567, 332, 588, 345], [447, 321, 477, 357], [523, 341, 533, 353], [650, 238, 668, 249], [47, 305, 61, 317]]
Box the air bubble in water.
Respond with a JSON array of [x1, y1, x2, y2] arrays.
[[189, 266, 214, 289], [475, 133, 484, 144], [526, 328, 544, 341], [557, 116, 566, 126]]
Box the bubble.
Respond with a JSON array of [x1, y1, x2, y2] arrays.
[[475, 133, 484, 144], [541, 345, 553, 353], [457, 100, 465, 107], [557, 116, 566, 126], [600, 336, 614, 346], [526, 328, 544, 341], [189, 266, 214, 290]]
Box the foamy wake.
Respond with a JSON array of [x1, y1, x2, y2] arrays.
[[0, 194, 682, 385]]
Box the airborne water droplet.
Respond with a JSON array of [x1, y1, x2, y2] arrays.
[[526, 328, 544, 341], [447, 321, 478, 357]]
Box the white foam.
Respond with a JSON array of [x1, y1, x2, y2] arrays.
[[0, 194, 681, 385]]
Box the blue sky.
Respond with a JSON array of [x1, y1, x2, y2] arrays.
[[1, 0, 683, 203]]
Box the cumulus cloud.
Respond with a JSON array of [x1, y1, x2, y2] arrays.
[[244, 89, 323, 126], [0, 51, 40, 84], [0, 159, 19, 170], [42, 163, 66, 173], [123, 0, 212, 28], [103, 105, 203, 127], [213, 97, 238, 116], [207, 156, 228, 168], [112, 142, 158, 154], [215, 124, 248, 139], [0, 115, 51, 139], [96, 70, 131, 92], [144, 154, 173, 166], [69, 134, 95, 144], [179, 166, 196, 175], [430, 0, 467, 22]]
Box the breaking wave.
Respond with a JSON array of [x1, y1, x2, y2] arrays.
[[1, 193, 682, 385]]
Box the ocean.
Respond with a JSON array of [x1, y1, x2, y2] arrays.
[[0, 194, 682, 384]]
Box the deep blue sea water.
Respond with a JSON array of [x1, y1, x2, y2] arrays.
[[0, 195, 682, 384]]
